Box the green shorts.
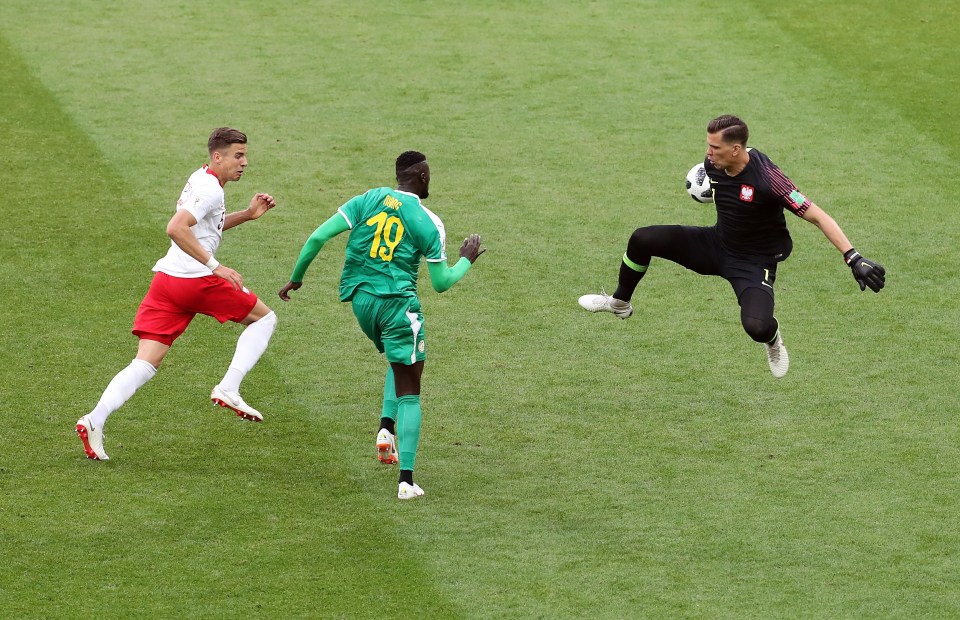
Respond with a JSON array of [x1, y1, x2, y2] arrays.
[[350, 290, 426, 365]]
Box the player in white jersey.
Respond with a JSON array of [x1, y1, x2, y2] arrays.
[[153, 165, 231, 278], [76, 128, 279, 461]]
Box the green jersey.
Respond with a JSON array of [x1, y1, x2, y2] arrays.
[[336, 187, 447, 301]]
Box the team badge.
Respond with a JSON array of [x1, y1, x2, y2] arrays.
[[418, 340, 425, 353], [740, 185, 755, 202]]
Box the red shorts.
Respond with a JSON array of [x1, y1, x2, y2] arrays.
[[132, 272, 259, 346]]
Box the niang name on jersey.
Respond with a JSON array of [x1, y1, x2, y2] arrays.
[[383, 195, 402, 210]]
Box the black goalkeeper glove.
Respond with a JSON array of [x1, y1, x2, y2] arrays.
[[844, 249, 886, 292]]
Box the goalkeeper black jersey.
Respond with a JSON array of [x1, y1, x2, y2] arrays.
[[703, 148, 810, 260]]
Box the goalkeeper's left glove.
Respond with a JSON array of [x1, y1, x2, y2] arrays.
[[844, 248, 886, 292]]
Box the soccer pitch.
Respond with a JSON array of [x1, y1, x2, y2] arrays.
[[2, 1, 959, 616]]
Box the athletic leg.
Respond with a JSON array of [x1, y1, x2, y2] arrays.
[[738, 288, 778, 343], [353, 291, 427, 497], [392, 360, 424, 493], [212, 299, 276, 421], [382, 298, 427, 499], [348, 292, 402, 465], [380, 365, 398, 432], [614, 225, 721, 301], [218, 300, 276, 392], [91, 339, 167, 426], [77, 338, 168, 460], [376, 366, 400, 465], [729, 262, 789, 377], [82, 273, 197, 459], [580, 226, 720, 318]]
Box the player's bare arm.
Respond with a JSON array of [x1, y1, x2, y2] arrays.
[[799, 202, 853, 254], [224, 193, 277, 231], [166, 209, 244, 290], [800, 202, 886, 292]]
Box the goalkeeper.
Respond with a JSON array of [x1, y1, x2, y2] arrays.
[[279, 151, 484, 500], [579, 115, 885, 377]]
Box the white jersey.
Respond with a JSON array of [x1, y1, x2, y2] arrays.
[[153, 166, 226, 278]]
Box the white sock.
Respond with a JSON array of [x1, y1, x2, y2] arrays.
[[218, 311, 276, 393], [89, 359, 157, 428]]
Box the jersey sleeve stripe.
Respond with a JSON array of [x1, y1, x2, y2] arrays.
[[337, 207, 353, 229], [767, 165, 809, 215], [768, 167, 795, 195]]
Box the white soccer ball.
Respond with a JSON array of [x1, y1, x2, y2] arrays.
[[685, 162, 713, 203]]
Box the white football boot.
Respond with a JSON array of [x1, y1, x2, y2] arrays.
[[376, 429, 399, 465], [763, 330, 790, 378], [397, 482, 425, 500], [76, 414, 109, 460], [578, 291, 633, 319], [211, 385, 263, 422]]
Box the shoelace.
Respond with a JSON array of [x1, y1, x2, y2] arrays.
[[597, 287, 613, 307], [597, 288, 625, 309]]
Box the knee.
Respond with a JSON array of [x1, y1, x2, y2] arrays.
[[252, 310, 277, 328], [627, 226, 658, 257], [741, 315, 777, 343], [628, 226, 654, 249]]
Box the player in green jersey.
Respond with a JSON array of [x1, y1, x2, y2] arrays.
[[279, 151, 484, 500]]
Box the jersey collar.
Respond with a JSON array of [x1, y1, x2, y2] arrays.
[[203, 164, 225, 187], [395, 189, 423, 202]]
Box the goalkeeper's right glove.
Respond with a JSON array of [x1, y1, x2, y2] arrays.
[[844, 248, 886, 292]]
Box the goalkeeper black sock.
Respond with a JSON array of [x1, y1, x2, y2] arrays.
[[399, 469, 414, 485], [766, 319, 780, 345], [613, 253, 648, 302], [379, 417, 396, 435]]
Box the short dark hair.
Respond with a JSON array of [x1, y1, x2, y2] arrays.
[[396, 150, 427, 175], [707, 115, 749, 146], [208, 127, 247, 154]]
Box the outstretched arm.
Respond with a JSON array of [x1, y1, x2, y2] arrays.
[[427, 234, 485, 293], [800, 202, 853, 253], [801, 203, 886, 292], [278, 213, 350, 301]]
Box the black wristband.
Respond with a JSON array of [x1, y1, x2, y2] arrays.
[[843, 248, 861, 265]]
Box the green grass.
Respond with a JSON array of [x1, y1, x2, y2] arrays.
[[1, 1, 959, 617]]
